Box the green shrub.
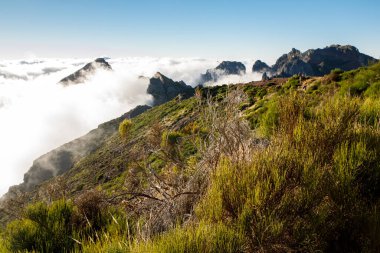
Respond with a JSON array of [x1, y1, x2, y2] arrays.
[[5, 219, 37, 252], [364, 81, 380, 98], [119, 119, 133, 139], [161, 131, 183, 147], [5, 200, 76, 253], [329, 68, 344, 82], [340, 69, 377, 96], [283, 75, 300, 90]]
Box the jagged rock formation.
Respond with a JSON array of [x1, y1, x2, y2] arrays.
[[199, 61, 246, 84], [16, 105, 151, 192], [254, 45, 377, 77], [252, 60, 271, 73], [59, 58, 112, 85], [147, 72, 194, 106], [272, 48, 315, 76]]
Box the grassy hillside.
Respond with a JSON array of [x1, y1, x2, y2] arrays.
[[1, 62, 380, 252]]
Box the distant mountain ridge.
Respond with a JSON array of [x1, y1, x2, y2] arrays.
[[253, 45, 377, 77]]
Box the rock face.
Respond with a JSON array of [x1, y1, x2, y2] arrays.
[[252, 60, 271, 73], [199, 61, 246, 84], [254, 45, 377, 77], [272, 48, 315, 77], [147, 72, 194, 106], [19, 104, 151, 192], [59, 58, 112, 85]]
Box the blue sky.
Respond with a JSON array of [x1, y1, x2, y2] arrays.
[[0, 0, 379, 63]]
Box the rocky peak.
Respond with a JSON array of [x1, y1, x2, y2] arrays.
[[93, 58, 113, 68], [199, 61, 246, 85], [289, 48, 302, 59], [215, 61, 246, 75], [59, 58, 112, 85], [147, 72, 194, 106], [252, 60, 271, 73]]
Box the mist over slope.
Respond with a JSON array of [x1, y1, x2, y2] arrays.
[[0, 57, 259, 195]]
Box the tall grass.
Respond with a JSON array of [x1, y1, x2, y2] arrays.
[[129, 222, 245, 253]]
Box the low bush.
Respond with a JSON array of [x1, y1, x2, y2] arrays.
[[119, 119, 133, 139], [5, 200, 76, 252]]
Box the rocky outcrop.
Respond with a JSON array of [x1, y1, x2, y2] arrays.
[[147, 72, 194, 106], [59, 58, 112, 85], [199, 61, 246, 84], [262, 72, 270, 81], [252, 60, 271, 73], [254, 45, 377, 77]]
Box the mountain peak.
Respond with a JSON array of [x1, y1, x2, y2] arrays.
[[147, 73, 194, 106], [199, 61, 246, 84], [153, 72, 166, 82], [252, 60, 270, 73], [215, 61, 246, 75], [59, 58, 112, 85]]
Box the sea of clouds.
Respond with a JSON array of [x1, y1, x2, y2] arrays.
[[0, 57, 261, 195]]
